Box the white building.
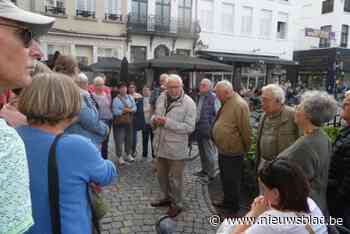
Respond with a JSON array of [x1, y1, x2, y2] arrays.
[[293, 0, 350, 92], [16, 0, 128, 66], [296, 0, 350, 50], [195, 0, 297, 88], [125, 0, 200, 86]]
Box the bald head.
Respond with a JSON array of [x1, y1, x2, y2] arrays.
[[215, 80, 234, 102]]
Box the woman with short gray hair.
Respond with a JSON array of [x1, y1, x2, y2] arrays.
[[278, 90, 337, 216]]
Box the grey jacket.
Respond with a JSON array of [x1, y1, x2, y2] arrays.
[[278, 129, 332, 215], [152, 91, 196, 160]]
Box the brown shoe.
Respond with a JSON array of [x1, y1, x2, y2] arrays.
[[166, 206, 183, 217], [151, 199, 171, 207]]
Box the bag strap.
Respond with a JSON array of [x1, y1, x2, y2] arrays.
[[48, 133, 64, 234], [295, 212, 316, 234]]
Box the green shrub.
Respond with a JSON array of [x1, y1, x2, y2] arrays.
[[322, 126, 340, 143]]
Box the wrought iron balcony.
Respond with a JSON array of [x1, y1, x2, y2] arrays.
[[127, 14, 200, 38], [105, 13, 123, 23], [45, 5, 66, 15], [76, 10, 96, 19]]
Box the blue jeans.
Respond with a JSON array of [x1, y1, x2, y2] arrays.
[[197, 136, 217, 178], [113, 124, 133, 158]]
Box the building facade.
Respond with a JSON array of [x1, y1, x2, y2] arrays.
[[16, 0, 128, 65], [294, 0, 350, 93], [195, 0, 297, 89]]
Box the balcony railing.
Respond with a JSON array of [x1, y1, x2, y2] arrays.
[[76, 10, 96, 19], [127, 14, 200, 37], [45, 5, 66, 15], [105, 13, 123, 23]]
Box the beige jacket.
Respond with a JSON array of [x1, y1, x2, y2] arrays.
[[212, 93, 252, 156]]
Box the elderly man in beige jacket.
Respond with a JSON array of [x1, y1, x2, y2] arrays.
[[150, 74, 196, 217]]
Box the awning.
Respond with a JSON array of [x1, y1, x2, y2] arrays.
[[133, 55, 233, 72], [89, 57, 122, 72], [197, 51, 298, 66]]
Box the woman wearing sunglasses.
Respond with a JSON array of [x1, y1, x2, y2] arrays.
[[230, 159, 327, 234]]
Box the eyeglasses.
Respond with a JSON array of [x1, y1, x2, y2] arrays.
[[0, 22, 33, 48]]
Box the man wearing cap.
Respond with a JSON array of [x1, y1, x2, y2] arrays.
[[0, 1, 54, 233]]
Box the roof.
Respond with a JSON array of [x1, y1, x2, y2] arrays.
[[198, 51, 298, 66], [134, 55, 233, 72]]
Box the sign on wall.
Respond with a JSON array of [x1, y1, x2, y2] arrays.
[[305, 28, 335, 40]]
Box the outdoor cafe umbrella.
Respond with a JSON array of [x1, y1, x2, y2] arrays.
[[133, 54, 233, 72], [120, 57, 129, 82], [89, 57, 121, 72]]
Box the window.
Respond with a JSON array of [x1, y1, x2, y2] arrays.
[[241, 7, 253, 35], [131, 0, 148, 19], [345, 0, 350, 12], [260, 10, 272, 37], [199, 0, 214, 31], [76, 0, 95, 17], [319, 25, 332, 48], [98, 48, 119, 60], [45, 0, 65, 15], [47, 44, 70, 61], [105, 0, 119, 14], [341, 25, 349, 48], [322, 0, 334, 14], [277, 13, 288, 39], [156, 0, 171, 31], [131, 46, 147, 63], [178, 0, 192, 32], [154, 45, 170, 58], [221, 3, 234, 33], [176, 49, 190, 56], [76, 45, 93, 65]]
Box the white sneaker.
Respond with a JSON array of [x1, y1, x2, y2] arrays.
[[118, 157, 126, 165], [125, 154, 135, 162]]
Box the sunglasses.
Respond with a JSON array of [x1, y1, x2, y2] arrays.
[[0, 22, 33, 48]]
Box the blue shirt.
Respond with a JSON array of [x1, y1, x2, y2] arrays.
[[112, 95, 137, 117], [17, 126, 117, 234]]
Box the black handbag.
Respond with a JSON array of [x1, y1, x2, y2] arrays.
[[48, 134, 107, 234]]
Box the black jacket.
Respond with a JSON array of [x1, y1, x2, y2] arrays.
[[329, 126, 350, 203]]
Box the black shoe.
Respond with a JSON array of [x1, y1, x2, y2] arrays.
[[193, 170, 207, 177], [167, 206, 183, 217], [212, 201, 233, 209], [151, 199, 171, 207]]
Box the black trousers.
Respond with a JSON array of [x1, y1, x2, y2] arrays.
[[218, 153, 244, 212], [142, 124, 154, 158]]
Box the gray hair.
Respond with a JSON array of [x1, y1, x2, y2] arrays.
[[94, 76, 105, 84], [76, 72, 89, 84], [262, 84, 285, 104], [300, 91, 337, 127], [345, 90, 350, 98], [200, 78, 213, 89], [168, 74, 183, 86], [215, 80, 233, 92]]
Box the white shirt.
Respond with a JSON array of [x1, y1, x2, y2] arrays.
[[246, 198, 327, 234], [216, 198, 327, 234]]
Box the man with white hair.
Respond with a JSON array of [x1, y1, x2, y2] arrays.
[[256, 84, 299, 171], [212, 80, 251, 216], [150, 74, 196, 217], [193, 78, 220, 183]]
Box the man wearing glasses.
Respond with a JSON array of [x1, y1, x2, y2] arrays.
[[0, 1, 54, 233]]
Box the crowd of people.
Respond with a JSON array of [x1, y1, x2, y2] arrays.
[[1, 1, 350, 234]]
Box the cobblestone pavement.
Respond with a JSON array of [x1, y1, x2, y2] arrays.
[[99, 133, 218, 234]]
